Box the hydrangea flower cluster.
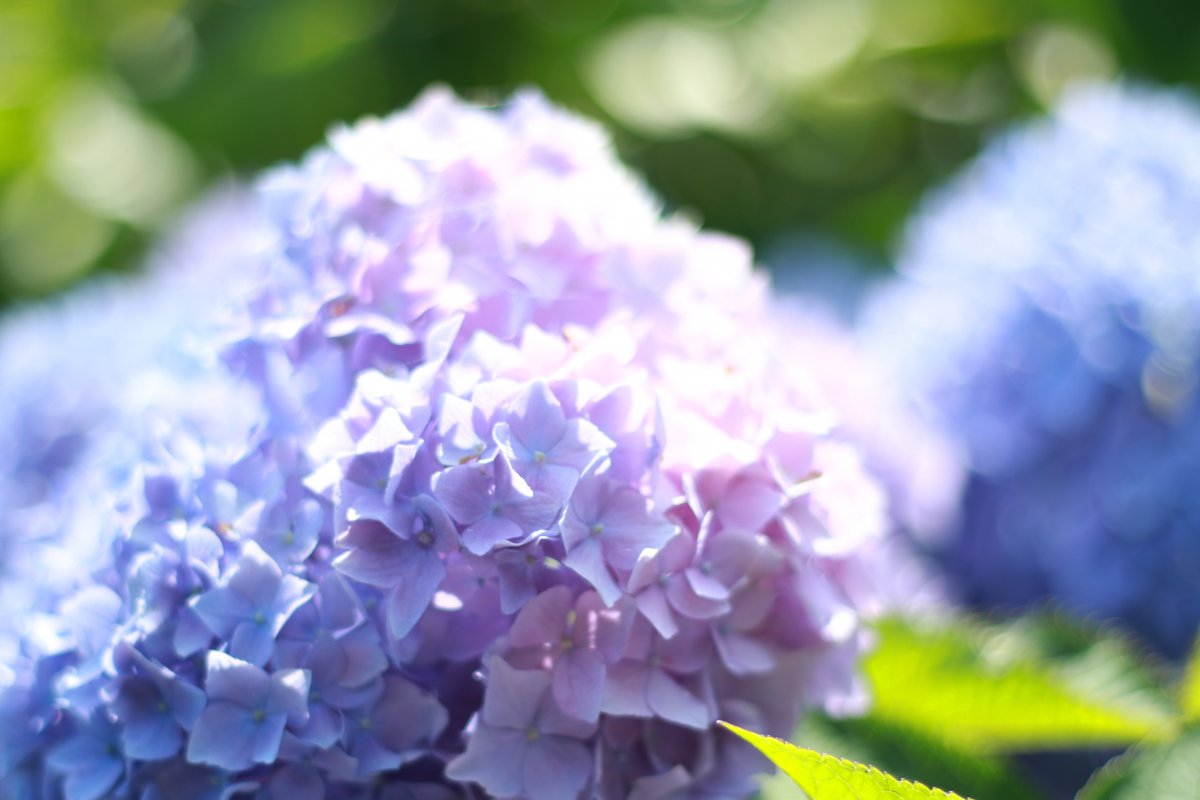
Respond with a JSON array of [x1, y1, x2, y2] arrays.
[[2, 88, 949, 799], [869, 83, 1200, 657], [0, 193, 268, 673]]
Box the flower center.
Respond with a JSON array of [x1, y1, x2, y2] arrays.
[[590, 523, 605, 537], [526, 726, 540, 742], [252, 708, 266, 723], [533, 450, 547, 464]]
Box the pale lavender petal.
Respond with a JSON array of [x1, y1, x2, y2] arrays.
[[167, 672, 208, 730], [267, 668, 312, 726], [521, 461, 582, 502], [553, 649, 604, 723], [555, 418, 614, 471], [714, 469, 784, 532], [293, 498, 325, 541], [496, 551, 539, 614], [646, 671, 711, 730], [356, 407, 417, 454], [385, 551, 446, 638], [333, 520, 412, 588], [600, 662, 652, 717], [47, 733, 123, 800], [713, 629, 775, 675], [274, 578, 316, 633], [507, 381, 567, 452], [572, 591, 627, 655], [315, 571, 360, 631], [482, 657, 549, 730], [204, 651, 269, 706], [625, 547, 662, 595], [534, 689, 600, 739], [371, 675, 448, 752], [351, 732, 405, 776], [503, 489, 562, 534], [462, 514, 524, 555], [508, 586, 571, 649], [444, 724, 527, 798], [61, 760, 123, 800], [337, 624, 389, 688], [226, 541, 284, 609], [247, 713, 289, 766], [523, 736, 591, 800], [174, 609, 215, 657], [433, 464, 492, 525], [438, 393, 491, 465], [229, 621, 276, 667], [629, 765, 693, 800], [635, 586, 678, 639], [186, 702, 262, 771], [601, 513, 675, 572], [684, 568, 729, 601], [295, 703, 343, 748], [666, 579, 728, 620], [190, 588, 254, 639], [270, 764, 324, 800], [564, 539, 621, 606], [123, 712, 182, 760]]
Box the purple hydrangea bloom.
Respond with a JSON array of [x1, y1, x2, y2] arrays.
[[44, 712, 125, 800], [505, 586, 631, 723], [446, 657, 596, 800], [869, 82, 1200, 657], [0, 87, 954, 798], [494, 381, 614, 501], [105, 643, 206, 760], [332, 511, 456, 640], [189, 542, 317, 667], [186, 651, 311, 772], [434, 454, 561, 555]]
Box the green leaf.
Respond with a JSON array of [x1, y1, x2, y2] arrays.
[[771, 714, 1043, 800], [865, 615, 1176, 752], [982, 612, 1173, 723], [1178, 633, 1200, 722], [1077, 727, 1200, 799], [722, 721, 973, 800]]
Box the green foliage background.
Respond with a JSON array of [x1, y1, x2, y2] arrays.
[[742, 614, 1200, 800], [4, 0, 1200, 302]]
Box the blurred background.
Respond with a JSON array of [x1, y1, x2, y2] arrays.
[[2, 0, 1200, 305]]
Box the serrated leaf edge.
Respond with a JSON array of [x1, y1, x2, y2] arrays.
[[720, 721, 974, 800]]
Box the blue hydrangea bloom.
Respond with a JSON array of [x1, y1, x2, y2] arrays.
[[870, 82, 1200, 656], [1, 87, 956, 798]]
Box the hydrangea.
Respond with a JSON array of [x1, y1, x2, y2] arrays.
[[1, 87, 949, 799], [869, 82, 1200, 657], [0, 192, 268, 673]]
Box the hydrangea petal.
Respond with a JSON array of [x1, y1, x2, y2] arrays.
[[523, 736, 591, 800]]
